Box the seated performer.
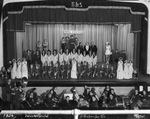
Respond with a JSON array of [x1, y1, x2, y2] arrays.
[[47, 61, 53, 79], [105, 64, 110, 78], [99, 64, 105, 78], [43, 39, 48, 51], [82, 50, 87, 63], [53, 62, 59, 79], [52, 49, 58, 67], [70, 48, 77, 61], [90, 41, 98, 55], [58, 49, 64, 65], [92, 52, 97, 66], [60, 61, 66, 79], [71, 58, 77, 79], [47, 50, 53, 67], [42, 61, 48, 78], [77, 49, 83, 64], [35, 61, 41, 79], [66, 61, 71, 79], [92, 65, 99, 79], [29, 64, 35, 78], [105, 42, 112, 64], [79, 61, 88, 79], [63, 49, 70, 64]]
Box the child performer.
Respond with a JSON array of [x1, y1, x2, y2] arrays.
[[128, 60, 134, 79], [11, 59, 17, 79], [105, 42, 112, 64], [71, 58, 77, 79], [117, 57, 124, 80], [16, 59, 22, 79], [21, 58, 28, 79], [123, 60, 129, 79]]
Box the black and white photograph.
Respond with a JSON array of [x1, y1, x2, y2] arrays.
[[0, 0, 150, 119]]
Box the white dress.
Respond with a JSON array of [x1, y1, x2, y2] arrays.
[[53, 54, 58, 66], [117, 60, 124, 79], [59, 53, 64, 65], [82, 56, 87, 63], [21, 61, 28, 79], [128, 63, 134, 79], [77, 54, 83, 63], [123, 63, 129, 79], [64, 54, 71, 63], [87, 55, 93, 68], [11, 62, 17, 79], [71, 60, 77, 79], [47, 55, 53, 66], [17, 62, 22, 79], [41, 54, 47, 66], [105, 45, 112, 55], [70, 53, 77, 61]]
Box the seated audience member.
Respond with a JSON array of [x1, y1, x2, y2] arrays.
[[70, 48, 77, 61], [108, 66, 115, 78], [120, 50, 127, 62], [35, 61, 41, 79], [90, 95, 99, 109], [16, 59, 22, 79], [128, 60, 134, 79], [21, 58, 28, 79], [42, 39, 48, 51], [61, 37, 66, 53], [11, 59, 17, 79], [34, 50, 41, 64], [58, 49, 64, 65], [78, 95, 89, 109], [61, 96, 73, 110], [110, 89, 116, 99], [90, 41, 98, 55], [140, 90, 149, 102], [99, 64, 105, 78], [107, 94, 117, 109], [83, 86, 91, 101], [53, 49, 58, 67], [92, 52, 97, 66], [77, 42, 84, 54], [41, 50, 47, 67], [64, 49, 71, 64], [130, 89, 140, 108], [47, 50, 53, 67], [103, 85, 112, 98], [84, 42, 91, 55], [113, 49, 120, 69], [77, 49, 83, 64], [26, 49, 32, 67]]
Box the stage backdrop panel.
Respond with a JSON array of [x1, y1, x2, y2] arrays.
[[15, 23, 134, 63]]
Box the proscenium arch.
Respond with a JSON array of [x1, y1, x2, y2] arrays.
[[0, 0, 150, 74]]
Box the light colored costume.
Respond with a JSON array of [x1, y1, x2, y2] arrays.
[[87, 55, 93, 68], [117, 60, 124, 79], [21, 60, 28, 79], [53, 54, 58, 66], [123, 62, 129, 79], [47, 55, 53, 66], [64, 53, 71, 63], [17, 61, 22, 79], [41, 54, 47, 66], [71, 60, 77, 79], [105, 44, 112, 55], [11, 62, 17, 79], [128, 62, 134, 79], [82, 55, 87, 63], [77, 54, 83, 64], [59, 53, 64, 65], [93, 55, 97, 66], [70, 53, 77, 61]]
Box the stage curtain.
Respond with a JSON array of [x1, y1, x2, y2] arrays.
[[15, 23, 134, 63]]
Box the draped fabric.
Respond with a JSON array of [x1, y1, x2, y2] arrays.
[[15, 23, 134, 63]]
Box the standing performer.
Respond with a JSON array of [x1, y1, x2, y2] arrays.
[[70, 48, 77, 61], [61, 37, 66, 53], [123, 60, 129, 79], [36, 41, 42, 51], [47, 50, 53, 67], [21, 58, 28, 79], [16, 59, 22, 79], [128, 60, 134, 79], [43, 39, 48, 51], [58, 49, 64, 65], [71, 58, 77, 79], [63, 49, 70, 64], [41, 50, 47, 67], [105, 42, 112, 64], [11, 59, 17, 79], [117, 57, 124, 80]]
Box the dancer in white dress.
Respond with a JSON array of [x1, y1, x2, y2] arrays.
[[11, 59, 17, 79], [71, 58, 77, 79], [128, 60, 134, 79], [16, 59, 22, 79], [21, 58, 28, 79], [123, 60, 129, 79], [117, 57, 124, 79], [105, 42, 112, 64], [41, 50, 47, 66], [70, 49, 77, 61]]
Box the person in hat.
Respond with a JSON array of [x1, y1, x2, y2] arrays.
[[105, 42, 112, 64], [117, 57, 124, 79]]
